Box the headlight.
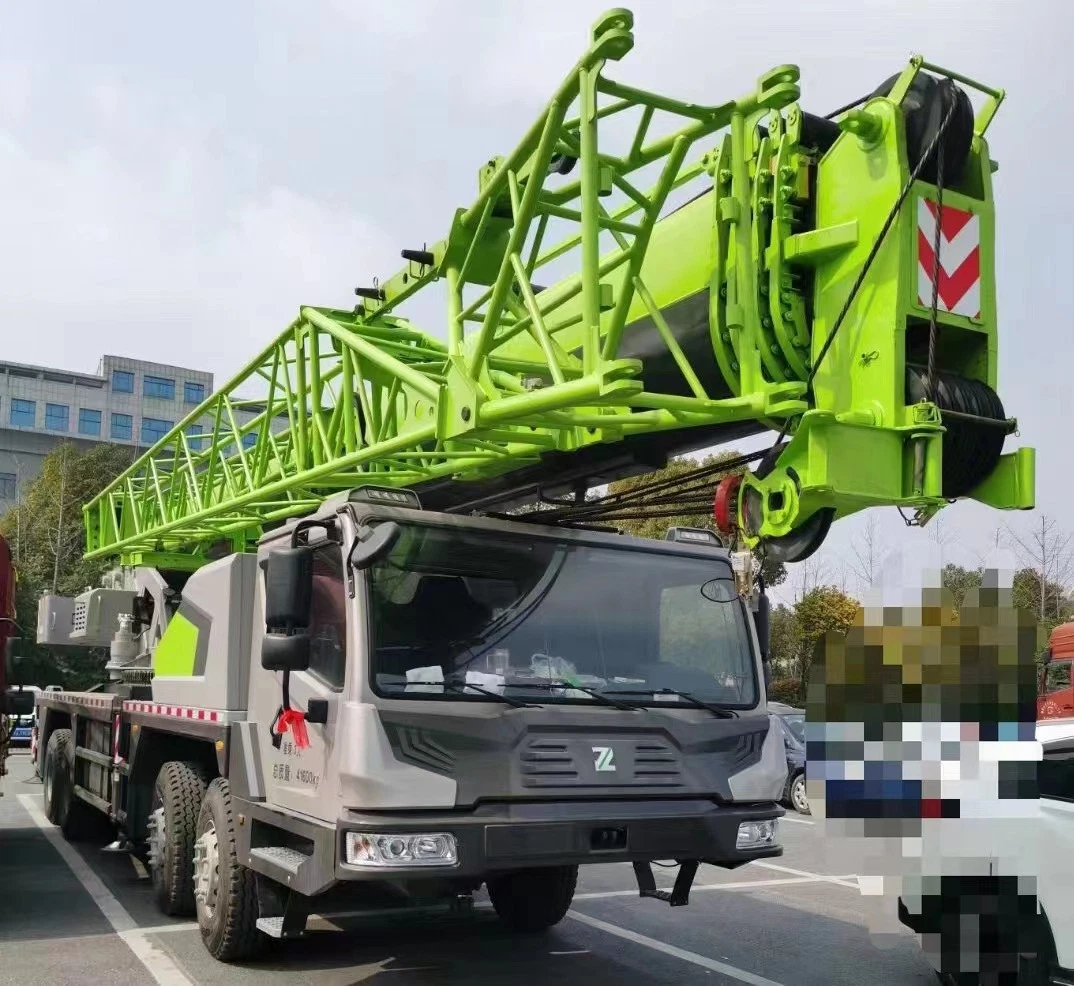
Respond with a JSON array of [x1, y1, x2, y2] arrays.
[[344, 831, 458, 868], [736, 819, 778, 849]]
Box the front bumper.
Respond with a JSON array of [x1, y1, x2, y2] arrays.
[[335, 798, 783, 881]]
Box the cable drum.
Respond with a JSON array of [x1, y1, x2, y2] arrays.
[[905, 366, 1008, 500], [870, 71, 975, 187]]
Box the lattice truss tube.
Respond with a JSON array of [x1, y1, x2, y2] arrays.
[[84, 8, 1027, 563]]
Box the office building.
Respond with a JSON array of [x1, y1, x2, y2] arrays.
[[0, 355, 216, 506]]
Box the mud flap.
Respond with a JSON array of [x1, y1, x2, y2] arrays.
[[632, 860, 699, 907]]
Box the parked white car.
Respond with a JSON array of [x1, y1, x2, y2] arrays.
[[896, 717, 1074, 984], [1032, 716, 1074, 981]]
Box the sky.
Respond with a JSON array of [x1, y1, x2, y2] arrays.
[[1, 0, 1071, 602]]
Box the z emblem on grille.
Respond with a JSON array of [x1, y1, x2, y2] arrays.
[[592, 746, 616, 772]]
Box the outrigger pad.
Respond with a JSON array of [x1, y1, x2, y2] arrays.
[[632, 859, 700, 907]]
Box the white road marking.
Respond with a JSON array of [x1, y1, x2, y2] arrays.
[[129, 922, 198, 936], [573, 875, 828, 900], [778, 814, 814, 825], [18, 794, 195, 986], [131, 854, 150, 879], [567, 910, 787, 986], [748, 860, 860, 889], [549, 950, 590, 956]]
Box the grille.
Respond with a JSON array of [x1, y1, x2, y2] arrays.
[[633, 740, 682, 784], [521, 738, 579, 786], [72, 602, 88, 634]]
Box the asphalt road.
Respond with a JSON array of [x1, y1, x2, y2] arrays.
[[0, 751, 940, 986]]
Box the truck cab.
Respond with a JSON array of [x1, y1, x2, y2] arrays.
[[231, 494, 786, 919]]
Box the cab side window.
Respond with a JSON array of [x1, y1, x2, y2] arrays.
[[307, 544, 347, 689], [1044, 661, 1072, 693]]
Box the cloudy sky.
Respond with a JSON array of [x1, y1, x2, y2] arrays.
[[2, 1, 1071, 596]]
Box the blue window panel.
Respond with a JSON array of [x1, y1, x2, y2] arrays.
[[0, 472, 15, 499], [184, 381, 205, 404], [141, 417, 173, 445], [112, 370, 134, 393], [78, 408, 102, 436], [111, 412, 133, 441], [9, 398, 35, 428], [242, 432, 257, 450], [143, 375, 175, 400], [45, 403, 69, 431]]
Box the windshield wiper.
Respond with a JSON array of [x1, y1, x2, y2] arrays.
[[442, 679, 540, 709], [604, 688, 736, 718], [508, 680, 641, 711]]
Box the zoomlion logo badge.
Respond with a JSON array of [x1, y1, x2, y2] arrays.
[[592, 746, 616, 772]]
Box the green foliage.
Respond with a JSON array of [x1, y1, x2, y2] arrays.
[[605, 452, 787, 588], [941, 563, 983, 608], [767, 586, 859, 704], [767, 676, 801, 706], [0, 442, 136, 690], [939, 562, 1072, 658]]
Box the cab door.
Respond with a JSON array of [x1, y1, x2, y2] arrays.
[[258, 539, 349, 817], [1039, 660, 1074, 719]]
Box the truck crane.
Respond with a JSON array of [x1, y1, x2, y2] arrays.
[[32, 8, 1033, 963]]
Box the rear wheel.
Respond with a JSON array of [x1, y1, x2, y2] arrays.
[[42, 728, 99, 840], [486, 866, 578, 932], [194, 777, 263, 962], [148, 761, 208, 917]]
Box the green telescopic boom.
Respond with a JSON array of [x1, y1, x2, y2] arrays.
[[83, 8, 1034, 570]]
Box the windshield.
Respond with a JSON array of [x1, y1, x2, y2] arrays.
[[367, 523, 758, 709], [781, 713, 805, 745]]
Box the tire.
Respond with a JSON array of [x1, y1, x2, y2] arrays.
[[789, 772, 811, 815], [194, 777, 263, 962], [42, 728, 99, 840], [148, 761, 208, 917], [486, 866, 578, 932]]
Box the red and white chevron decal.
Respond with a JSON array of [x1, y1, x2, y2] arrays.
[[917, 199, 980, 318]]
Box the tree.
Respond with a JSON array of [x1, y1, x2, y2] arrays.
[[767, 602, 799, 677], [0, 441, 137, 689], [604, 452, 788, 587], [1005, 515, 1074, 622], [941, 563, 983, 608], [768, 585, 859, 703], [850, 514, 886, 593]]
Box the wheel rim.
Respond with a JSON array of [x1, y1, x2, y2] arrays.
[[146, 806, 166, 874], [791, 775, 809, 813], [193, 821, 220, 925]]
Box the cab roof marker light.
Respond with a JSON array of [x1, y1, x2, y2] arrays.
[[664, 527, 721, 545], [348, 486, 422, 509]]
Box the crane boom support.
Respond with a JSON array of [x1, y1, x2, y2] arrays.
[[83, 9, 1034, 568]]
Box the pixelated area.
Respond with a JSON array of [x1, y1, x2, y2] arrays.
[[802, 561, 1046, 982]]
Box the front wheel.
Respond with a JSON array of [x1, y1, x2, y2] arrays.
[[486, 866, 578, 932], [193, 778, 263, 962], [789, 773, 811, 815]]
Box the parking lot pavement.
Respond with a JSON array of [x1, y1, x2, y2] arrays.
[[0, 753, 940, 986]]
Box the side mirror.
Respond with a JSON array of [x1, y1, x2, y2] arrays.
[[349, 522, 401, 571], [3, 640, 28, 688], [261, 546, 313, 672], [3, 687, 35, 716]]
